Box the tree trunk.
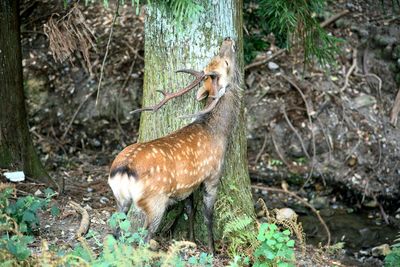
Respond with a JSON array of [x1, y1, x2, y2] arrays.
[[0, 0, 57, 188], [140, 0, 255, 245]]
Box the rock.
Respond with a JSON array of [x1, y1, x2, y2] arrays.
[[34, 189, 43, 196], [371, 244, 391, 257], [383, 45, 394, 60], [363, 199, 378, 208], [373, 35, 397, 47], [268, 61, 279, 70], [257, 210, 265, 218], [352, 95, 377, 109], [99, 196, 109, 204], [335, 18, 351, 28], [310, 196, 329, 210], [149, 239, 160, 251], [4, 171, 25, 182], [393, 45, 400, 59], [276, 208, 297, 221], [395, 73, 400, 85]]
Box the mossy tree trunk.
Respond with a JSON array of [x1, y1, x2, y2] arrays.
[[0, 0, 57, 188], [139, 0, 255, 244]]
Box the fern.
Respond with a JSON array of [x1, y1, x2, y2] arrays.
[[223, 215, 254, 237], [258, 0, 341, 67], [393, 232, 400, 248]]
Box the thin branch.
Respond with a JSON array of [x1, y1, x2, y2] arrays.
[[338, 49, 357, 93], [270, 126, 291, 167], [319, 9, 350, 28], [254, 131, 269, 165], [280, 75, 316, 188], [96, 1, 120, 106], [61, 91, 96, 140], [244, 49, 286, 71], [281, 106, 311, 159], [252, 185, 331, 247]]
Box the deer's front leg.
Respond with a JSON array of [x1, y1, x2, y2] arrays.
[[184, 194, 195, 241], [203, 181, 218, 254]]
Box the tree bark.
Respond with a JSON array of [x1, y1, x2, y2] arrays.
[[0, 0, 57, 188], [140, 0, 255, 244]]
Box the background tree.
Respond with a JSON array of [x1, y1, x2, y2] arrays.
[[0, 0, 57, 188], [138, 0, 256, 246]]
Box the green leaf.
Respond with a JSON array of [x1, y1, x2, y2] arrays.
[[286, 240, 295, 247], [22, 210, 36, 223], [283, 229, 291, 236], [267, 239, 277, 246], [119, 220, 130, 232], [50, 204, 60, 216], [266, 250, 276, 260]]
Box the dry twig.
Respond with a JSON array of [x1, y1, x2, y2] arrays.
[[61, 90, 96, 140], [43, 5, 96, 74], [279, 75, 316, 188]]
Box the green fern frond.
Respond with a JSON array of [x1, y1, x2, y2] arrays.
[[223, 215, 254, 237], [259, 0, 341, 67]]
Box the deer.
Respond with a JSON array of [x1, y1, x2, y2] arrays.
[[108, 37, 240, 253]]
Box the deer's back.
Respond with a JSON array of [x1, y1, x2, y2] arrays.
[[110, 122, 225, 201]]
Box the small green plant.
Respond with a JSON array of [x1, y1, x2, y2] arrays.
[[66, 211, 213, 266], [223, 215, 257, 255], [269, 159, 284, 167], [0, 186, 59, 262], [385, 232, 400, 267], [2, 188, 59, 234], [254, 223, 295, 267]]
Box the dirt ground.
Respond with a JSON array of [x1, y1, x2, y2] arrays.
[[1, 0, 400, 266]]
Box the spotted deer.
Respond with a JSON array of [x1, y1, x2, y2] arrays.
[[108, 38, 240, 253]]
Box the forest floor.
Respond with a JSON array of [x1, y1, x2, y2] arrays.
[[1, 0, 399, 266]]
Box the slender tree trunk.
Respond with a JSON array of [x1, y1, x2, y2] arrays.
[[0, 0, 57, 188], [140, 0, 255, 244]]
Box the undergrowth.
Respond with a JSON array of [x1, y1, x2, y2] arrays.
[[1, 185, 301, 266], [384, 232, 400, 267]]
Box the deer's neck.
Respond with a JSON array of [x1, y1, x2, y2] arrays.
[[196, 85, 240, 146]]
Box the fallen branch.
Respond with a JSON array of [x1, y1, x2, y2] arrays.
[[252, 185, 331, 247], [69, 201, 90, 238], [319, 9, 350, 28], [244, 49, 286, 71], [338, 49, 357, 93]]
